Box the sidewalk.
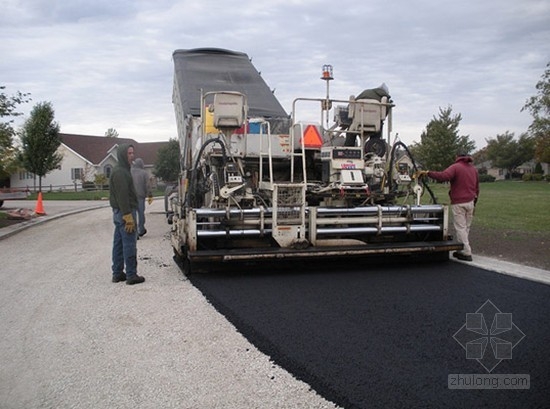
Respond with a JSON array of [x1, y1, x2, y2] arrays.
[[0, 199, 110, 241]]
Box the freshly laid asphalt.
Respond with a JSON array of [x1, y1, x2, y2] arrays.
[[2, 199, 549, 408], [189, 260, 550, 408]]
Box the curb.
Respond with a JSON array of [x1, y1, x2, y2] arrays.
[[0, 203, 111, 241], [452, 254, 550, 286]]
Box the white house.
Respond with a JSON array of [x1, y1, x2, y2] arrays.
[[10, 133, 170, 191], [476, 160, 509, 180], [476, 159, 548, 180]]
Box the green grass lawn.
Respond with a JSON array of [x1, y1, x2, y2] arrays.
[[424, 180, 550, 233]]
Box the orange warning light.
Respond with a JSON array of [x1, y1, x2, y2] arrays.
[[301, 125, 324, 149], [321, 64, 333, 80]]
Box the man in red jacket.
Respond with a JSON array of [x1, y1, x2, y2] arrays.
[[418, 152, 479, 261]]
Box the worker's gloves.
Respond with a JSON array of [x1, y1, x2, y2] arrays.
[[413, 170, 429, 179], [147, 196, 153, 205], [122, 213, 136, 234]]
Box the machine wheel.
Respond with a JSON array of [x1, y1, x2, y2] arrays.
[[173, 246, 208, 275], [182, 257, 193, 275], [365, 136, 387, 157], [173, 246, 191, 274]]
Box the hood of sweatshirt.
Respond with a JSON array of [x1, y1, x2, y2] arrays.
[[133, 158, 145, 169], [456, 155, 473, 164], [116, 144, 133, 170]]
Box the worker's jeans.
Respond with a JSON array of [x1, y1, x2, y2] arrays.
[[452, 200, 475, 256], [136, 197, 146, 235], [111, 208, 138, 278]]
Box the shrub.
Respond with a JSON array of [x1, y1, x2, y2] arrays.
[[522, 173, 544, 181], [94, 174, 109, 190], [82, 181, 95, 190], [479, 174, 496, 183]]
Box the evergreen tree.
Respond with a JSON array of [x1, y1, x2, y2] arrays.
[[154, 139, 180, 182], [19, 102, 62, 192], [412, 106, 475, 170]]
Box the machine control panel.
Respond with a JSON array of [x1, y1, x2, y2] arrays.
[[321, 147, 364, 170]]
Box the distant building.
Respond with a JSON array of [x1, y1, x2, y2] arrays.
[[476, 160, 508, 180], [10, 133, 170, 191], [476, 159, 548, 180]]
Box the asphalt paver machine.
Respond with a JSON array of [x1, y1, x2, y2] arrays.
[[168, 48, 462, 272]]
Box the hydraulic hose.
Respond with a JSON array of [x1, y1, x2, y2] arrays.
[[388, 141, 437, 204], [187, 138, 227, 207]]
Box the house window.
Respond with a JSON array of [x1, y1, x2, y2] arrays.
[[19, 171, 34, 180], [104, 164, 112, 179], [71, 168, 84, 180]]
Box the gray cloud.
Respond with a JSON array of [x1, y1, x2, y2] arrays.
[[1, 0, 548, 149]]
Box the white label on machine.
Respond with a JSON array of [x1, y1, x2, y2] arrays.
[[341, 169, 364, 185]]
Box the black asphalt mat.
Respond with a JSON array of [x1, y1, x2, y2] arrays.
[[188, 259, 550, 408]]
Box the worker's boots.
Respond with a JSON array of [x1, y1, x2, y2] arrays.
[[126, 275, 146, 285], [453, 251, 473, 262]]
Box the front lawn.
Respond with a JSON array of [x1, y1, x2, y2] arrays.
[[425, 180, 550, 233]]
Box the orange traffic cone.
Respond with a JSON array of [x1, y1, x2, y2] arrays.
[[34, 192, 46, 216]]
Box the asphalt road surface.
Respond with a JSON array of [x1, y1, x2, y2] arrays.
[[190, 260, 550, 408], [1, 201, 549, 408]]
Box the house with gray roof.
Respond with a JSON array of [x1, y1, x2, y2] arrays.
[[10, 133, 170, 191]]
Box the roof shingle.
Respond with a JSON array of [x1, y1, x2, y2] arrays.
[[60, 133, 170, 166]]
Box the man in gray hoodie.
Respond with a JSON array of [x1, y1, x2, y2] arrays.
[[109, 144, 145, 285], [131, 158, 152, 237]]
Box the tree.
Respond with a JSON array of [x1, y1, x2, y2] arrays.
[[0, 86, 31, 180], [154, 139, 180, 182], [94, 173, 108, 189], [522, 62, 550, 163], [472, 146, 489, 165], [19, 102, 63, 192], [105, 128, 119, 138], [411, 106, 476, 170], [484, 131, 534, 175]]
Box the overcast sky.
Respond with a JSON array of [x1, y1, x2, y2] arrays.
[[2, 0, 549, 150]]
